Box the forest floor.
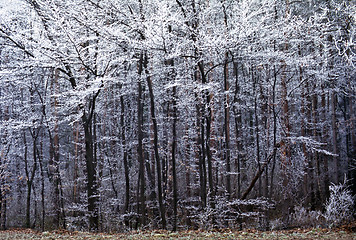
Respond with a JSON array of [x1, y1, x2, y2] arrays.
[[0, 224, 355, 240]]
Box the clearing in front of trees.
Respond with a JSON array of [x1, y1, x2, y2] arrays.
[[0, 225, 355, 240]]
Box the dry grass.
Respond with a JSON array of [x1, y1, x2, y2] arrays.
[[0, 227, 354, 239]]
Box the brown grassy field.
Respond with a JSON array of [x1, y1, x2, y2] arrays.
[[0, 227, 354, 240]]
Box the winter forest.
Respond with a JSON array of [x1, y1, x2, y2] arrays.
[[0, 0, 355, 233]]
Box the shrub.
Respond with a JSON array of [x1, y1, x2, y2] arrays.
[[290, 205, 323, 228], [324, 181, 354, 227]]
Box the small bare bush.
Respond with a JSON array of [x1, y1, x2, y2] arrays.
[[291, 205, 323, 228], [324, 181, 354, 227]]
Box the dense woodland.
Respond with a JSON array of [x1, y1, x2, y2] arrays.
[[0, 0, 355, 232]]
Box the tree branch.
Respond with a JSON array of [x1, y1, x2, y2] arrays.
[[241, 143, 280, 200], [0, 28, 34, 58]]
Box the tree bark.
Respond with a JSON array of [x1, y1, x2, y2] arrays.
[[25, 129, 38, 229], [321, 85, 330, 200], [81, 77, 102, 231], [83, 112, 99, 231], [144, 54, 167, 229], [331, 91, 339, 183], [269, 65, 278, 198], [232, 60, 242, 199], [198, 61, 215, 209], [195, 70, 207, 208], [165, 57, 179, 231], [348, 78, 356, 195], [223, 53, 231, 199], [172, 84, 178, 231], [136, 52, 146, 228], [38, 138, 45, 231], [120, 95, 130, 216], [252, 68, 262, 197]]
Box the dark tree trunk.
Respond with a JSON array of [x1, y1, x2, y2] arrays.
[[331, 91, 339, 183], [0, 107, 9, 230], [252, 69, 262, 197], [269, 65, 278, 198], [49, 68, 66, 229], [254, 95, 262, 197], [171, 85, 178, 231], [120, 95, 130, 215], [60, 62, 101, 231], [198, 61, 215, 212], [223, 53, 231, 199], [136, 52, 146, 228], [195, 70, 207, 208], [82, 86, 102, 231], [25, 130, 38, 229], [165, 57, 179, 231], [311, 92, 319, 209], [38, 139, 45, 231], [348, 78, 356, 195], [321, 86, 330, 200], [144, 54, 167, 229], [233, 60, 242, 199], [83, 113, 99, 231]]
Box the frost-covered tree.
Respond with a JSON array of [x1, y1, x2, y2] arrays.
[[0, 0, 354, 232]]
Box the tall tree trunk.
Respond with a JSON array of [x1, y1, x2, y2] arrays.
[[38, 138, 45, 231], [136, 52, 146, 228], [313, 90, 322, 207], [144, 54, 167, 229], [309, 91, 318, 209], [198, 62, 215, 210], [348, 78, 356, 195], [301, 68, 309, 202], [165, 57, 179, 231], [321, 85, 330, 200], [25, 130, 38, 229], [171, 84, 178, 231], [269, 65, 278, 198], [0, 191, 5, 230], [52, 68, 62, 228], [24, 132, 30, 228], [73, 122, 79, 203], [83, 113, 99, 231], [331, 91, 339, 183], [280, 62, 291, 169], [223, 53, 231, 199], [233, 60, 242, 199], [0, 107, 10, 230], [81, 84, 102, 231], [254, 94, 262, 197], [195, 71, 207, 208], [252, 68, 262, 197], [120, 95, 130, 216]]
